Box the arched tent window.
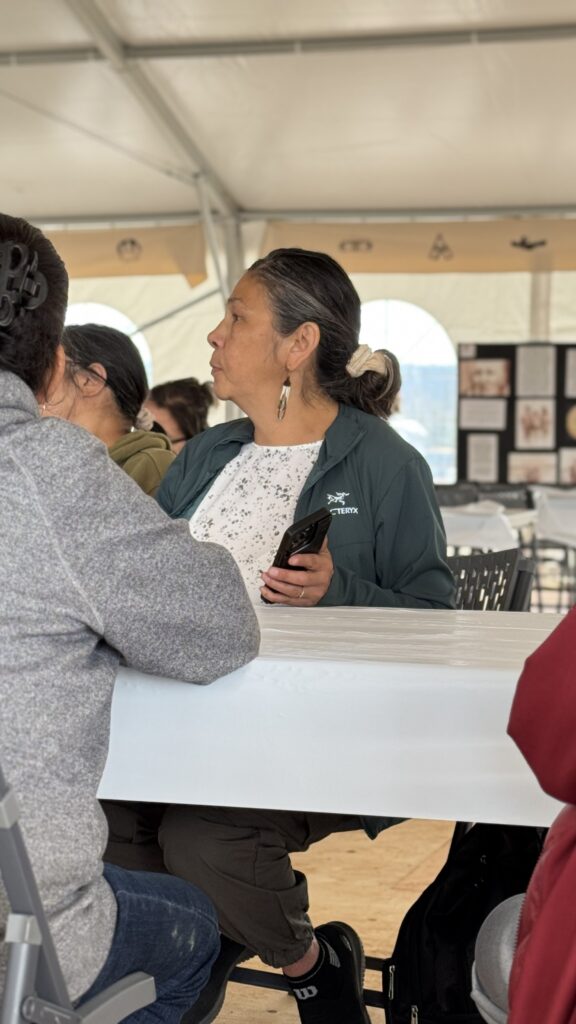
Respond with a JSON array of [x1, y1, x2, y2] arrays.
[[65, 302, 154, 384], [360, 299, 457, 483]]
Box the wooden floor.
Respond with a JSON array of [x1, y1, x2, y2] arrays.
[[215, 818, 454, 1022]]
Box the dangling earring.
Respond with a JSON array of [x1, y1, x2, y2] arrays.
[[277, 376, 291, 421]]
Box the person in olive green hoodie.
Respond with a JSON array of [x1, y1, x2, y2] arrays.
[[57, 323, 175, 497]]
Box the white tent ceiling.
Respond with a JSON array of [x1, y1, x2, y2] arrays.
[[3, 0, 576, 224], [3, 2, 576, 392]]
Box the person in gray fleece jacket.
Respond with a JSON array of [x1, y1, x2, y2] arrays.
[[0, 214, 260, 1022]]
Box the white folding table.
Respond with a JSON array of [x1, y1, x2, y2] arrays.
[[99, 607, 563, 828], [440, 503, 537, 551]]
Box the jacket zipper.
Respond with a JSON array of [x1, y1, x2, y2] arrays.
[[410, 1006, 419, 1023], [388, 964, 395, 1000]]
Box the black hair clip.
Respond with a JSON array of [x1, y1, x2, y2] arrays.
[[0, 242, 48, 328]]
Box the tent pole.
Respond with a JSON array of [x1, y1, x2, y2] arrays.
[[529, 271, 551, 341], [195, 180, 241, 421], [132, 288, 222, 335], [62, 0, 237, 217], [222, 218, 246, 293], [5, 22, 576, 66], [195, 173, 228, 310]]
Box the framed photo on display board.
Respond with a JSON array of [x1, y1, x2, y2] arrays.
[[459, 359, 511, 397], [457, 343, 576, 483]]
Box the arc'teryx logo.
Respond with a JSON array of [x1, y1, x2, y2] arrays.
[[327, 492, 349, 506], [326, 491, 358, 515]]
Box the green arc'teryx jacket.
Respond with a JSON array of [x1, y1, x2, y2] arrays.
[[157, 403, 455, 610]]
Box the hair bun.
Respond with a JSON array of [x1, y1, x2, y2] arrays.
[[346, 344, 393, 379], [134, 405, 154, 431]]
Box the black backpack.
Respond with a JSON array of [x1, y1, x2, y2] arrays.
[[381, 823, 546, 1024]]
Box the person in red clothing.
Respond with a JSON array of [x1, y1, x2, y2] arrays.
[[506, 606, 576, 1024]]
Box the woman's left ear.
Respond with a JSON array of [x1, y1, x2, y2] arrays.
[[286, 321, 321, 372]]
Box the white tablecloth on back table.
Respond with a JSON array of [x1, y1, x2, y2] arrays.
[[98, 607, 563, 827], [440, 504, 537, 551]]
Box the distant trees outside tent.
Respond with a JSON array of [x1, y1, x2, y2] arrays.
[[360, 299, 457, 483]]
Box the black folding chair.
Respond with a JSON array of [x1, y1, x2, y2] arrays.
[[447, 547, 536, 612], [474, 483, 533, 510], [0, 763, 155, 1024], [434, 482, 479, 507]]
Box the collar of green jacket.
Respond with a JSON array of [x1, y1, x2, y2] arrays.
[[108, 429, 173, 467], [157, 400, 455, 613], [157, 403, 367, 519]]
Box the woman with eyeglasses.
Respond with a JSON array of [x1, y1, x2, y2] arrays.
[[52, 323, 176, 496], [145, 377, 215, 453]]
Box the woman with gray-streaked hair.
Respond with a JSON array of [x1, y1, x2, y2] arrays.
[[146, 248, 455, 1024]]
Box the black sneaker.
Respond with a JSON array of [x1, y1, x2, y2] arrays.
[[290, 921, 371, 1024], [182, 935, 252, 1024]]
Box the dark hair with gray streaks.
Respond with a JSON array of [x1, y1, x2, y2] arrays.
[[247, 247, 401, 418]]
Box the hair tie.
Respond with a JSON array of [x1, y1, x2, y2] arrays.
[[346, 344, 392, 379], [0, 242, 48, 328], [134, 405, 154, 431]]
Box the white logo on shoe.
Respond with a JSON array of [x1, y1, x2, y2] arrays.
[[293, 985, 319, 1001]]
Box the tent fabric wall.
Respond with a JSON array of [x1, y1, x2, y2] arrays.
[[551, 273, 576, 340], [262, 220, 576, 274], [67, 273, 220, 385], [68, 266, 535, 405], [47, 225, 206, 284]]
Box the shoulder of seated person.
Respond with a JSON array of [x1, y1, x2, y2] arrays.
[[342, 406, 424, 459], [38, 414, 108, 458]]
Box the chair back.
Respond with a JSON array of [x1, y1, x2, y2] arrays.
[[447, 548, 535, 612], [435, 482, 479, 507], [475, 482, 533, 510], [1, 762, 155, 1024], [531, 486, 576, 546], [0, 762, 71, 1019]]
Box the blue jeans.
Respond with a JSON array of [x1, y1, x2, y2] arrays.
[[79, 864, 219, 1024]]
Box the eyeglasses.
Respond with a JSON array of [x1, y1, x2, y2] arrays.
[[66, 359, 107, 386]]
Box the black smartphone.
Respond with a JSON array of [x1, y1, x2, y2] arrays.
[[261, 507, 333, 602]]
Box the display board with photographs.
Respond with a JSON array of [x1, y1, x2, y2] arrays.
[[457, 343, 576, 484]]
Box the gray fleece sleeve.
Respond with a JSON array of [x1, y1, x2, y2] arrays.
[[51, 433, 260, 684]]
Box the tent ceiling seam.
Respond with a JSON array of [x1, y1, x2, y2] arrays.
[[0, 85, 209, 192], [60, 0, 238, 216], [30, 208, 576, 231]]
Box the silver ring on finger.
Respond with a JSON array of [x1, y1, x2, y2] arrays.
[[298, 586, 305, 599]]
